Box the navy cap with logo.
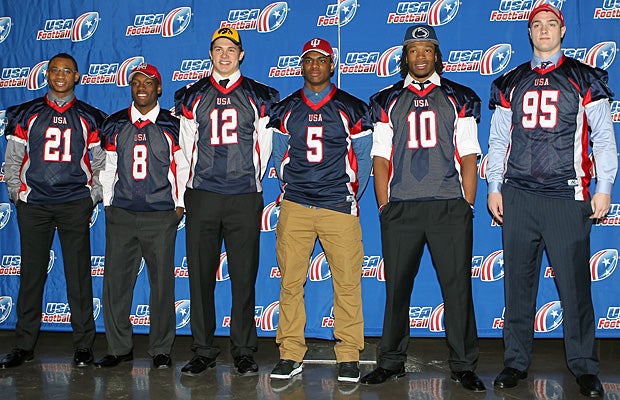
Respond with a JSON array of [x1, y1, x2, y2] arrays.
[[403, 24, 439, 46]]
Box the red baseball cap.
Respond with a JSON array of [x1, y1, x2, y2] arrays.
[[301, 38, 334, 60], [528, 4, 564, 27], [128, 63, 162, 84]]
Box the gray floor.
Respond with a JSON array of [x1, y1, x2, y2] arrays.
[[0, 331, 618, 399]]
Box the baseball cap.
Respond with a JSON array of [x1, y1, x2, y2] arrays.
[[403, 24, 439, 46], [528, 4, 564, 27], [301, 38, 334, 60], [128, 63, 162, 84], [211, 27, 242, 47]]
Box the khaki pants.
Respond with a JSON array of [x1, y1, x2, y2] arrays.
[[275, 200, 364, 362]]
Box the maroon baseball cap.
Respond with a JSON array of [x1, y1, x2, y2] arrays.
[[528, 4, 564, 27], [301, 38, 334, 60], [128, 63, 162, 84]]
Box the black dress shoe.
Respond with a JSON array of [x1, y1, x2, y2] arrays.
[[360, 366, 406, 384], [451, 370, 486, 392], [181, 355, 216, 376], [73, 348, 93, 367], [576, 374, 604, 398], [94, 352, 133, 368], [234, 355, 258, 376], [152, 354, 172, 369], [493, 367, 527, 388], [0, 349, 34, 368]]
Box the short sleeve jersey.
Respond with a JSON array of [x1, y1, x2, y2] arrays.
[[5, 96, 106, 204], [489, 56, 614, 200], [174, 76, 279, 194], [369, 77, 481, 201], [268, 84, 371, 215], [100, 108, 182, 211]]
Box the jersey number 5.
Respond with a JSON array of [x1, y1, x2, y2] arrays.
[[306, 126, 323, 163], [43, 127, 72, 162], [210, 108, 239, 145], [522, 90, 559, 129]]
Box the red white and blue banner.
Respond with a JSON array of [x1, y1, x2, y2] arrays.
[[0, 1, 619, 339]]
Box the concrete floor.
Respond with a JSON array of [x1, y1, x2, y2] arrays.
[[0, 331, 618, 399]]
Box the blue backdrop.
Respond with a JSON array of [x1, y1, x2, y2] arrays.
[[0, 0, 619, 340]]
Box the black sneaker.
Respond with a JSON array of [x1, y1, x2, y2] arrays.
[[270, 359, 303, 379], [338, 361, 360, 383]]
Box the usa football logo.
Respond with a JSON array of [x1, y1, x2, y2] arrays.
[[428, 0, 460, 26], [92, 297, 101, 320], [91, 255, 105, 277], [177, 214, 186, 231], [0, 17, 11, 43], [258, 2, 288, 32], [534, 379, 564, 400], [261, 201, 280, 232], [0, 109, 6, 136], [480, 250, 504, 281], [612, 101, 620, 124], [162, 7, 192, 37], [480, 44, 512, 75], [175, 299, 191, 329], [115, 56, 145, 87], [71, 12, 99, 42], [534, 300, 563, 333], [490, 0, 564, 22], [259, 301, 279, 331], [27, 60, 48, 91], [598, 306, 620, 329], [478, 154, 489, 179], [429, 303, 445, 332], [216, 252, 230, 281], [89, 204, 99, 228], [137, 257, 146, 276], [173, 59, 211, 82], [377, 46, 402, 77], [590, 248, 618, 281], [584, 41, 617, 70], [594, 0, 620, 19], [308, 252, 332, 281], [48, 250, 55, 274], [127, 7, 192, 37], [0, 203, 11, 229], [318, 0, 358, 27], [0, 296, 12, 323]]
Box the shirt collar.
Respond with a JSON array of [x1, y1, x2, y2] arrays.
[[131, 102, 160, 124], [211, 70, 242, 86], [303, 83, 333, 104], [404, 71, 441, 88], [531, 50, 563, 69], [47, 92, 75, 105]]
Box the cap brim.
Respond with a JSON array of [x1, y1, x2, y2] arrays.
[[129, 71, 160, 83], [403, 38, 439, 46], [301, 49, 332, 58]]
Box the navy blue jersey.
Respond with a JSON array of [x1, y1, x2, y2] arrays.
[[174, 75, 279, 194], [369, 77, 481, 202], [100, 108, 183, 212], [490, 56, 614, 199], [268, 84, 372, 215], [5, 96, 106, 204]]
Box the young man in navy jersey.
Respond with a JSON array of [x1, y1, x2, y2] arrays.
[[487, 5, 617, 397], [95, 64, 188, 370], [360, 25, 485, 392], [174, 27, 279, 376], [1, 53, 106, 368], [268, 38, 372, 383]]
